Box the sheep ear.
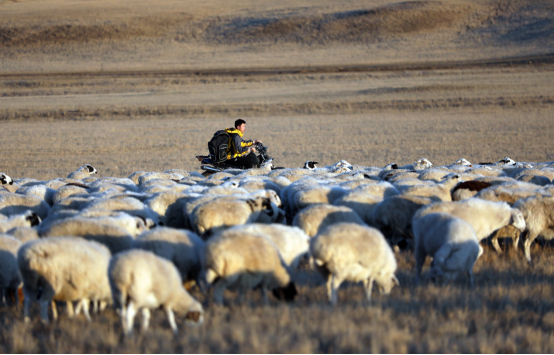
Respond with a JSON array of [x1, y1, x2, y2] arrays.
[[392, 275, 400, 286]]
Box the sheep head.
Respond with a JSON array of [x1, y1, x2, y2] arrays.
[[510, 208, 526, 231]]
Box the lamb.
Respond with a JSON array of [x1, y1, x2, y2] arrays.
[[205, 229, 297, 305], [413, 212, 482, 286], [190, 195, 281, 238], [414, 198, 526, 249], [0, 193, 50, 219], [18, 237, 112, 323], [133, 227, 205, 287], [292, 204, 366, 237], [0, 235, 22, 306], [0, 211, 41, 233], [109, 249, 204, 335], [67, 164, 98, 180], [39, 217, 134, 254], [228, 224, 310, 269], [372, 195, 439, 247], [310, 223, 399, 305], [513, 196, 554, 265]]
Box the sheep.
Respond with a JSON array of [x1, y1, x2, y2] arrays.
[[81, 196, 159, 224], [451, 181, 493, 201], [138, 172, 185, 186], [52, 184, 90, 204], [292, 204, 366, 237], [0, 211, 41, 233], [291, 185, 348, 216], [7, 226, 40, 244], [18, 237, 112, 323], [144, 191, 193, 228], [15, 184, 57, 206], [229, 224, 310, 269], [372, 195, 439, 247], [333, 192, 383, 226], [205, 229, 297, 305], [414, 198, 526, 251], [89, 177, 138, 193], [412, 212, 482, 286], [109, 249, 204, 335], [0, 193, 50, 219], [0, 235, 22, 306], [517, 174, 552, 186], [0, 173, 20, 193], [39, 217, 134, 254], [513, 196, 554, 265], [76, 210, 154, 236], [67, 164, 98, 180], [310, 223, 399, 305], [190, 195, 281, 238], [397, 174, 463, 202], [133, 227, 205, 287]]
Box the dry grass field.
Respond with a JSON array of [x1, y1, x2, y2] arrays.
[[1, 0, 554, 353]]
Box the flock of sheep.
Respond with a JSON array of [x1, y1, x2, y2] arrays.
[[1, 156, 554, 335]]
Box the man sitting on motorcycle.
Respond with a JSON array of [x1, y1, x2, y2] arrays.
[[225, 119, 263, 169]]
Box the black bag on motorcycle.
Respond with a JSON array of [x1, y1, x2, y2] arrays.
[[208, 130, 231, 163]]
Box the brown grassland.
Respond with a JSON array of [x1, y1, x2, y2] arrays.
[[1, 0, 554, 352]]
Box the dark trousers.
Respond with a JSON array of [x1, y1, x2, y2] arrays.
[[226, 152, 260, 169]]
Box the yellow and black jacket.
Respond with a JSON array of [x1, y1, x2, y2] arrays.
[[225, 128, 254, 159]]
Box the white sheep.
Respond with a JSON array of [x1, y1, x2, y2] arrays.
[[52, 184, 90, 205], [109, 249, 204, 335], [310, 223, 399, 305], [39, 217, 134, 254], [372, 195, 439, 246], [292, 204, 366, 237], [133, 227, 205, 287], [333, 191, 383, 226], [190, 195, 281, 238], [396, 174, 464, 202], [7, 226, 40, 244], [0, 211, 41, 233], [18, 237, 112, 323], [205, 229, 297, 305], [0, 235, 22, 306], [228, 224, 310, 269], [513, 196, 554, 265], [413, 212, 482, 286], [67, 164, 98, 180], [291, 185, 349, 216], [414, 198, 526, 248], [0, 193, 50, 220], [16, 184, 57, 206]]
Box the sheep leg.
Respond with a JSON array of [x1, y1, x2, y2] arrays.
[[213, 282, 226, 305], [165, 307, 178, 334], [329, 275, 342, 305], [40, 300, 50, 324], [80, 298, 92, 321], [141, 308, 151, 332], [513, 230, 521, 250], [491, 230, 502, 253], [524, 231, 539, 266], [414, 247, 426, 285], [467, 271, 475, 288], [51, 301, 58, 321], [124, 301, 137, 336], [74, 300, 82, 316], [66, 301, 74, 318], [363, 277, 374, 302], [0, 289, 5, 306], [99, 301, 108, 313], [260, 288, 269, 305], [23, 289, 32, 323]]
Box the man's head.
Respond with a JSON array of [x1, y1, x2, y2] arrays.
[[235, 119, 246, 133]]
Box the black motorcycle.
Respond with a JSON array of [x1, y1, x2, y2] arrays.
[[196, 142, 277, 176]]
